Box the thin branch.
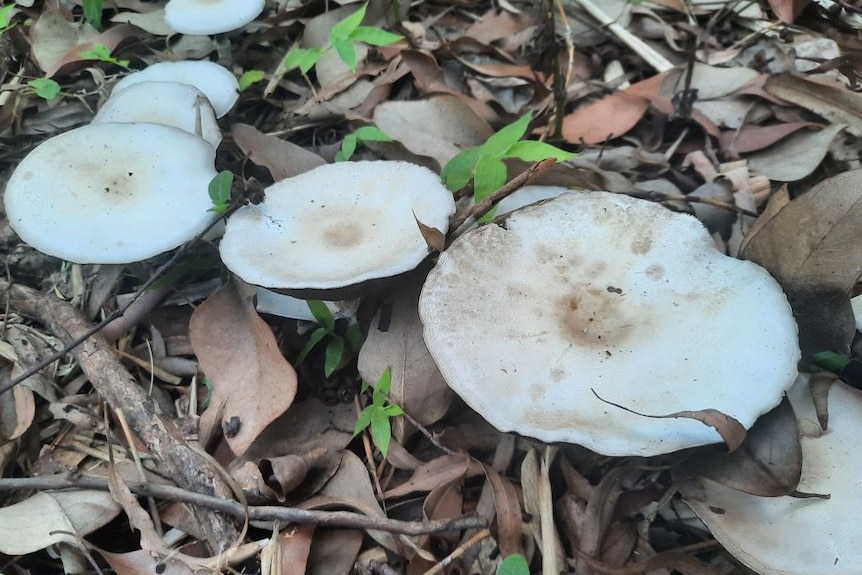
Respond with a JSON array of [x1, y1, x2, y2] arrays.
[[0, 475, 487, 535]]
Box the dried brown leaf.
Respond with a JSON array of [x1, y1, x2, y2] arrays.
[[98, 549, 201, 575], [561, 92, 650, 145], [232, 123, 325, 181], [384, 452, 477, 499], [745, 123, 846, 181], [765, 73, 862, 136], [190, 279, 298, 457], [482, 463, 523, 557], [740, 171, 862, 358], [306, 530, 363, 575]]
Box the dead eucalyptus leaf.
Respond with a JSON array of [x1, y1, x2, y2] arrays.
[[765, 73, 862, 136], [190, 278, 298, 457], [482, 463, 523, 557], [745, 123, 846, 181], [232, 123, 325, 181], [414, 214, 446, 253], [740, 170, 862, 359], [677, 399, 802, 496], [384, 452, 478, 499]]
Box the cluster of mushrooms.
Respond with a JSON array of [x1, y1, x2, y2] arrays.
[[5, 54, 860, 575]]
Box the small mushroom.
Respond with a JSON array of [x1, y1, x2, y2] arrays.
[[683, 376, 862, 575], [164, 0, 265, 36], [93, 81, 222, 149], [112, 60, 239, 118], [419, 191, 799, 456], [219, 161, 455, 298], [4, 123, 217, 264]]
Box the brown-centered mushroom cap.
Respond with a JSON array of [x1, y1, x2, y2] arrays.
[[419, 191, 800, 456]]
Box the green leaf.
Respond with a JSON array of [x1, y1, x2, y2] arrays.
[[307, 300, 335, 332], [330, 2, 367, 42], [375, 367, 392, 398], [83, 0, 103, 30], [344, 322, 363, 351], [28, 78, 61, 100], [296, 327, 328, 366], [338, 134, 358, 162], [207, 171, 233, 213], [352, 126, 392, 142], [481, 113, 532, 158], [284, 47, 323, 74], [812, 351, 850, 373], [472, 156, 507, 202], [238, 69, 265, 91], [348, 26, 403, 46], [332, 38, 357, 71], [370, 411, 393, 456], [441, 147, 481, 192], [497, 553, 530, 575], [324, 337, 345, 378], [504, 140, 575, 163], [0, 5, 15, 29], [354, 406, 374, 435], [383, 404, 404, 416]]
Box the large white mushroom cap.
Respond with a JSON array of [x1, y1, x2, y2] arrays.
[[4, 123, 217, 264], [165, 0, 265, 36], [684, 377, 862, 575], [419, 191, 800, 456], [112, 60, 239, 118], [93, 81, 222, 149], [219, 161, 456, 293]]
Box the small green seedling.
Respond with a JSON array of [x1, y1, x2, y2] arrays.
[[441, 113, 575, 218], [0, 4, 17, 36], [238, 70, 266, 92], [78, 43, 130, 68], [28, 78, 62, 100], [354, 367, 403, 458], [83, 0, 103, 30], [208, 171, 234, 214], [497, 553, 530, 575], [296, 300, 362, 378], [335, 125, 393, 161], [283, 2, 403, 75]]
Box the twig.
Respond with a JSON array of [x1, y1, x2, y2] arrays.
[[0, 475, 487, 535], [619, 189, 759, 218], [421, 528, 492, 575], [448, 159, 558, 238]]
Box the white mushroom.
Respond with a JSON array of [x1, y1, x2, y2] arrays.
[[419, 191, 799, 456], [4, 123, 217, 264], [93, 81, 222, 149], [112, 60, 239, 118], [683, 376, 862, 575], [164, 0, 265, 36], [219, 161, 455, 296]]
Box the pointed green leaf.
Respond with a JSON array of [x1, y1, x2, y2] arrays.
[[348, 26, 403, 46], [330, 3, 367, 41], [481, 113, 532, 158], [324, 337, 345, 377], [238, 69, 265, 91], [333, 39, 358, 71], [338, 134, 358, 162], [473, 156, 508, 202], [352, 126, 392, 142], [0, 5, 16, 29], [497, 553, 530, 575], [370, 412, 393, 457], [28, 78, 61, 100], [383, 404, 404, 416], [296, 327, 329, 366], [83, 0, 103, 30], [375, 367, 392, 398], [354, 407, 374, 435], [307, 300, 335, 332], [504, 140, 575, 162], [344, 322, 363, 351], [441, 147, 481, 192], [207, 170, 233, 213], [283, 48, 322, 74]]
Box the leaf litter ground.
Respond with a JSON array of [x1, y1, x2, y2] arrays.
[[1, 0, 862, 574]]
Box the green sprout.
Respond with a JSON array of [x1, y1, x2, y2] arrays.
[[441, 112, 575, 219], [296, 301, 362, 378], [27, 78, 62, 101], [208, 171, 234, 214], [354, 367, 403, 458], [83, 0, 103, 30], [238, 70, 266, 92], [497, 553, 531, 575], [78, 43, 129, 68], [335, 125, 393, 162], [283, 2, 403, 75], [0, 4, 16, 36]]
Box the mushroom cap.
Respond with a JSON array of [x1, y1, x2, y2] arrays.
[[419, 191, 799, 456], [684, 377, 862, 575], [93, 81, 222, 149], [219, 161, 456, 294], [164, 0, 265, 36], [112, 60, 239, 118], [4, 122, 217, 264]]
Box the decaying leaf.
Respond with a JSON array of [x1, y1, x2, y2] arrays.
[[190, 278, 298, 456], [561, 92, 650, 145], [384, 452, 479, 499], [677, 399, 802, 497], [482, 463, 523, 557], [765, 73, 862, 136], [745, 123, 846, 181], [740, 170, 862, 359], [232, 123, 326, 181], [358, 277, 454, 441]]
